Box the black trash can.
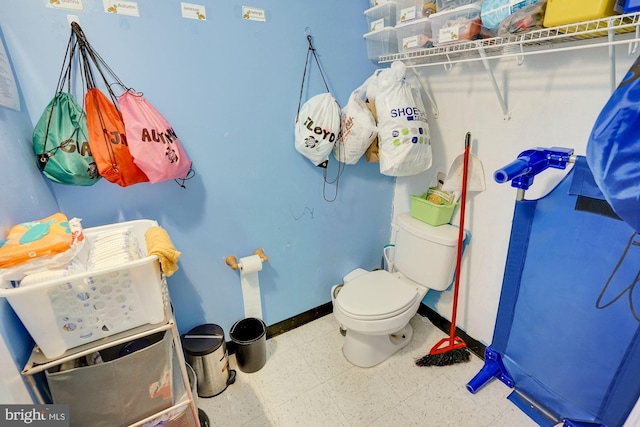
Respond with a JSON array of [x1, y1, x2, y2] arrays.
[[230, 317, 267, 373]]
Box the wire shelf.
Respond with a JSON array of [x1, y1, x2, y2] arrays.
[[379, 12, 640, 67]]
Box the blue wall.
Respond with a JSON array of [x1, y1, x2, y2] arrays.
[[0, 0, 394, 369], [0, 26, 59, 374]]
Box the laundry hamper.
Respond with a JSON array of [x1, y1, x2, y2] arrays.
[[0, 219, 166, 359], [46, 331, 174, 427]]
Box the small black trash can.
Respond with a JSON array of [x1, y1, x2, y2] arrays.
[[230, 317, 267, 373]]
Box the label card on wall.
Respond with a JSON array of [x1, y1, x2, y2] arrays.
[[181, 2, 206, 20], [242, 6, 266, 22], [48, 0, 85, 11], [103, 0, 140, 17]]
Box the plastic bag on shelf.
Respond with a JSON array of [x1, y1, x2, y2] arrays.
[[496, 0, 547, 36]]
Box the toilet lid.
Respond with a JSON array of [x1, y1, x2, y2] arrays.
[[337, 270, 418, 319]]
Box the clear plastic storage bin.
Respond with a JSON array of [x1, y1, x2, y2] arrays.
[[395, 17, 433, 51], [0, 219, 166, 359], [363, 27, 398, 59], [430, 3, 482, 45], [397, 0, 437, 23], [365, 2, 397, 32]]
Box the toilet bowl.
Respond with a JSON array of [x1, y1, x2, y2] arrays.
[[332, 269, 427, 367], [331, 213, 459, 368]]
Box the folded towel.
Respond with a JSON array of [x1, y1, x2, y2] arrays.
[[144, 226, 181, 277]]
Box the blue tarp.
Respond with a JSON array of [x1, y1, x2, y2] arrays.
[[587, 55, 640, 234]]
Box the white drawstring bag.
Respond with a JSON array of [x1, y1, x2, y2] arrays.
[[375, 62, 432, 176], [295, 92, 341, 168], [333, 86, 377, 165]]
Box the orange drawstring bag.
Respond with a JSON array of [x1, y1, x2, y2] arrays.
[[84, 87, 148, 187], [74, 22, 148, 187]]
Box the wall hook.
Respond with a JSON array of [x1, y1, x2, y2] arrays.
[[67, 15, 80, 27]]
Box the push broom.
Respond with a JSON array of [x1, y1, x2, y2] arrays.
[[416, 132, 473, 367]]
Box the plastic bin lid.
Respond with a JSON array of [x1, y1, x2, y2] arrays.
[[364, 1, 397, 16], [394, 16, 431, 29], [181, 324, 225, 356], [430, 3, 481, 19], [363, 26, 396, 40]]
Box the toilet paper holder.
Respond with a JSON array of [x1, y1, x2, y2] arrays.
[[225, 249, 268, 270]]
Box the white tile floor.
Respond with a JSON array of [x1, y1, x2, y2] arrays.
[[198, 314, 538, 427]]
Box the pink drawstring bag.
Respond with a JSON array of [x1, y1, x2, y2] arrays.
[[118, 90, 193, 185]]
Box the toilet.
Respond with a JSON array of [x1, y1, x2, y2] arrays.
[[331, 213, 459, 367]]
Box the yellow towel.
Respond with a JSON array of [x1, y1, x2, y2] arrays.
[[144, 226, 181, 277]]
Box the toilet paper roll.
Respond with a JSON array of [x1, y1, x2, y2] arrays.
[[238, 254, 263, 319]]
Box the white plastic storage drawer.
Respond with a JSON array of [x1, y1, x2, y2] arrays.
[[396, 0, 437, 23], [0, 219, 166, 359], [365, 2, 397, 32], [395, 16, 433, 51], [363, 27, 398, 60], [430, 4, 482, 45]]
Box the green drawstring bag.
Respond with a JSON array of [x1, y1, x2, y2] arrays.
[[32, 26, 100, 186], [33, 92, 100, 186]]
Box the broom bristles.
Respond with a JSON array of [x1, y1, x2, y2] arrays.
[[415, 347, 471, 367]]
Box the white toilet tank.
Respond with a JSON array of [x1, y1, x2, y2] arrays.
[[394, 213, 459, 291]]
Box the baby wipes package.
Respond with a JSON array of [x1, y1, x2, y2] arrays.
[[0, 213, 74, 268]]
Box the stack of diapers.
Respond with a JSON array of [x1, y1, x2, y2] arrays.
[[1, 218, 145, 288], [87, 229, 142, 270]]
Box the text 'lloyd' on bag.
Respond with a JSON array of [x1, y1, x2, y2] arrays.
[[295, 92, 341, 168]]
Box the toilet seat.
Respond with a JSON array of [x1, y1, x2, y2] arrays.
[[337, 270, 419, 321]]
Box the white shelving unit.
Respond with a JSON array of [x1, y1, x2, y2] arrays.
[[378, 12, 640, 119], [21, 279, 201, 427]]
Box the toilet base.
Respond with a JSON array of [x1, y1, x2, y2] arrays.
[[342, 323, 414, 368]]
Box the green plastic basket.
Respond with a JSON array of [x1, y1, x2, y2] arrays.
[[410, 193, 458, 226]]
